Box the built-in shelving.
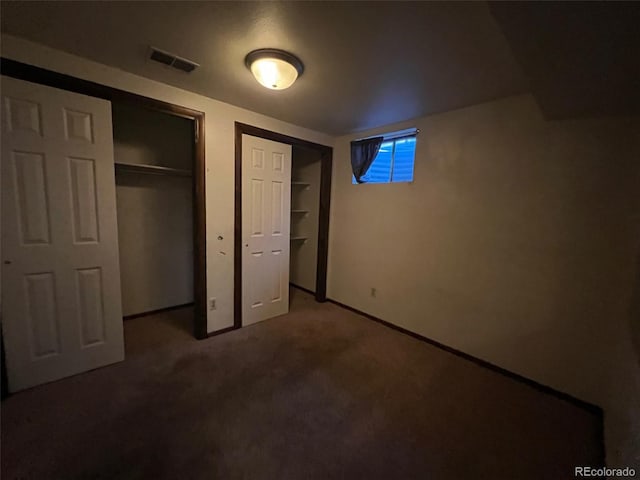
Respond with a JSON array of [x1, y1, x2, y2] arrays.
[[115, 161, 192, 177], [291, 179, 311, 243]]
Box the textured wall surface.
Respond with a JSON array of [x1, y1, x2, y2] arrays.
[[329, 95, 640, 465]]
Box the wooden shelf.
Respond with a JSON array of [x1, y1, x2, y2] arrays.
[[291, 210, 309, 214], [292, 181, 310, 187], [290, 236, 307, 242], [115, 162, 192, 177]]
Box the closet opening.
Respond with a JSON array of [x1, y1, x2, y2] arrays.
[[234, 122, 333, 329], [113, 102, 200, 348], [0, 58, 208, 340], [290, 145, 322, 295]]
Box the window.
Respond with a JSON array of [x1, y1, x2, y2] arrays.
[[352, 132, 417, 184]]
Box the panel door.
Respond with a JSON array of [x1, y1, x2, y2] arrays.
[[1, 76, 124, 392], [242, 134, 292, 326]]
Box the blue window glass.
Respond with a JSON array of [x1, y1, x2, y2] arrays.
[[352, 134, 416, 184], [390, 137, 416, 182]]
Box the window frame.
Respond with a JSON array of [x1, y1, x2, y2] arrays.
[[352, 130, 417, 184]]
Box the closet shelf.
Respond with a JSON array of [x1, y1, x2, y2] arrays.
[[292, 181, 310, 187], [291, 210, 309, 214], [290, 236, 308, 242], [115, 161, 192, 177]]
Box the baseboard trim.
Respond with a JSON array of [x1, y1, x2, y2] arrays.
[[123, 302, 194, 321], [327, 298, 604, 416], [206, 326, 238, 338], [203, 285, 314, 337], [290, 283, 316, 296]]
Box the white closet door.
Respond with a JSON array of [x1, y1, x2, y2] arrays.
[[1, 76, 124, 392], [242, 134, 292, 326]]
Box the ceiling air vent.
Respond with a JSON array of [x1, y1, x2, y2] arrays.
[[149, 47, 199, 73], [172, 57, 198, 73]]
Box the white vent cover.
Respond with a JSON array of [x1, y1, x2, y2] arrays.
[[149, 47, 199, 73]]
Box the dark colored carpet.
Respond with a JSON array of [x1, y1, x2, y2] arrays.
[[1, 289, 603, 479]]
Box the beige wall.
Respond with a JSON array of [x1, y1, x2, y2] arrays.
[[0, 34, 333, 333], [290, 146, 321, 292], [328, 95, 640, 466], [113, 103, 194, 316]]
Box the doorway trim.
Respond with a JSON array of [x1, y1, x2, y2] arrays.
[[0, 58, 208, 340], [234, 122, 333, 328]]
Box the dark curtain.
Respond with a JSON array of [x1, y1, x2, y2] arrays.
[[350, 136, 383, 183]]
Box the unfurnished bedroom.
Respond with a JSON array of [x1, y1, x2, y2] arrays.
[[1, 2, 639, 479]]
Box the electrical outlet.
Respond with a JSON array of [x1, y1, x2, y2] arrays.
[[210, 298, 216, 310], [370, 288, 376, 298]]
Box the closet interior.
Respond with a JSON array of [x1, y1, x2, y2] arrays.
[[289, 146, 322, 294], [112, 102, 195, 331]]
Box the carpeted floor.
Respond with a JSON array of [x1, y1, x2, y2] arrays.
[[1, 288, 603, 479]]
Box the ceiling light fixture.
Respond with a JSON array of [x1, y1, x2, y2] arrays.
[[245, 49, 304, 90]]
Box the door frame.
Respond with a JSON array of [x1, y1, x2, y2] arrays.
[[0, 58, 208, 340], [234, 122, 333, 328]]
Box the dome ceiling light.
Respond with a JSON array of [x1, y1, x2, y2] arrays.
[[245, 49, 304, 90]]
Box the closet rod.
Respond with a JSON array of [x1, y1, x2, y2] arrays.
[[115, 161, 192, 177]]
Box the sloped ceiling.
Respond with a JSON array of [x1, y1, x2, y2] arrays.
[[489, 1, 640, 120], [1, 1, 637, 135]]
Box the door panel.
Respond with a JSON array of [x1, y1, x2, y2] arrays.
[[24, 272, 60, 357], [13, 151, 51, 244], [242, 135, 291, 326], [1, 76, 124, 392], [69, 157, 100, 243]]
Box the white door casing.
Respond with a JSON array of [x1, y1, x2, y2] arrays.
[[1, 76, 124, 392], [242, 134, 292, 326]]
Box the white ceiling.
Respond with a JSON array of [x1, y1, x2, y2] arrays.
[[1, 2, 637, 135]]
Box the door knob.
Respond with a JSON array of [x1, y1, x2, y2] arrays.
[[3, 260, 11, 265]]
